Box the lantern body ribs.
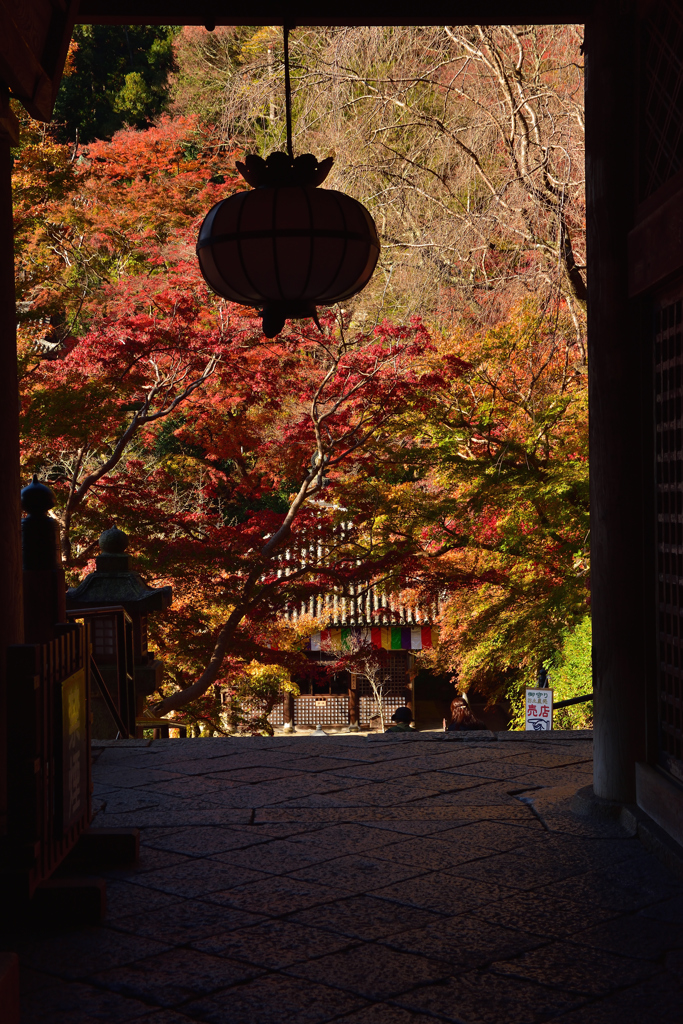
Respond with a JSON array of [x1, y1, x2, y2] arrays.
[[196, 185, 380, 336]]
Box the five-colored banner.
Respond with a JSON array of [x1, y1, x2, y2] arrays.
[[308, 625, 436, 652]]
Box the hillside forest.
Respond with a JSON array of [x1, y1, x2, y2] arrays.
[[14, 24, 591, 733]]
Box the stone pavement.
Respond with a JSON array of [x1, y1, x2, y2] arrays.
[[6, 730, 683, 1024]]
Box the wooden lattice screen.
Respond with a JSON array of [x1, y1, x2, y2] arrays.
[[655, 294, 683, 781], [639, 0, 683, 201]]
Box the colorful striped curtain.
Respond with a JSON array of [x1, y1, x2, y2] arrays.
[[306, 625, 437, 652]]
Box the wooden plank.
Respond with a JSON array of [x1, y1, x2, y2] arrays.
[[0, 0, 78, 120], [636, 761, 683, 847], [629, 182, 683, 296]]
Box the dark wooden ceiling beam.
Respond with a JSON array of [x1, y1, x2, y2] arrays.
[[75, 2, 594, 26], [0, 0, 78, 120]]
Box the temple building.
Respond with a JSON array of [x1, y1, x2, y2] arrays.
[[269, 588, 441, 731]]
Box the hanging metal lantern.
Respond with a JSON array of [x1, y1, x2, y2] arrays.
[[196, 25, 380, 338], [196, 152, 380, 337]]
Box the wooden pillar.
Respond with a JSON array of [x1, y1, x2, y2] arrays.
[[283, 691, 295, 731], [585, 3, 646, 803], [0, 94, 23, 839], [348, 674, 359, 730]]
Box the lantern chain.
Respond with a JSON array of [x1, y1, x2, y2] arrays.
[[283, 23, 295, 161]]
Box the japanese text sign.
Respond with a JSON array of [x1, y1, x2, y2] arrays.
[[525, 687, 553, 731]]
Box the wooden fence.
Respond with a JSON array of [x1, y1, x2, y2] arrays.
[[4, 622, 91, 901]]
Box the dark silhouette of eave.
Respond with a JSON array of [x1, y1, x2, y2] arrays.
[[75, 2, 595, 27]]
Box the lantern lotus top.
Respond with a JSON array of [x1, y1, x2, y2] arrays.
[[235, 151, 335, 190]]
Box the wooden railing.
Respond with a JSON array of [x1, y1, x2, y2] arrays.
[[4, 622, 91, 901]]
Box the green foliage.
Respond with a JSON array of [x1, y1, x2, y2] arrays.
[[222, 663, 299, 736], [508, 615, 593, 729], [53, 25, 178, 142]]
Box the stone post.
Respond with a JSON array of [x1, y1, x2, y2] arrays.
[[21, 476, 66, 645]]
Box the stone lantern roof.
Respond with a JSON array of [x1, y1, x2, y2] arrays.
[[66, 526, 172, 613]]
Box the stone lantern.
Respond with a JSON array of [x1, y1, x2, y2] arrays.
[[66, 527, 172, 730]]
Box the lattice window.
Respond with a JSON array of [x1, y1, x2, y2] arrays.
[[655, 296, 683, 774], [356, 653, 409, 698], [359, 695, 403, 726], [293, 695, 349, 727], [640, 0, 683, 200], [93, 616, 116, 659], [269, 702, 284, 726]]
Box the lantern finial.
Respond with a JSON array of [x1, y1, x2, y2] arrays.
[[235, 152, 334, 189]]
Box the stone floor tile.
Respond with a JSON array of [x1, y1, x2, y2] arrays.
[[638, 892, 683, 925], [211, 838, 347, 874], [285, 823, 408, 851], [100, 846, 192, 879], [278, 782, 443, 808], [202, 874, 351, 914], [205, 766, 308, 783], [323, 764, 420, 783], [490, 938, 658, 996], [103, 879, 180, 920], [664, 947, 683, 977], [381, 913, 543, 968], [94, 788, 185, 816], [288, 894, 445, 939], [230, 822, 325, 841], [16, 927, 170, 980], [287, 853, 424, 894], [92, 807, 254, 828], [179, 776, 359, 810], [569, 912, 683, 960], [128, 1013, 199, 1024], [328, 771, 465, 792], [472, 891, 620, 938], [416, 784, 530, 807], [121, 858, 267, 898], [137, 826, 188, 841], [182, 973, 369, 1023], [438, 760, 560, 782], [395, 972, 585, 1023], [91, 766, 184, 789], [544, 863, 681, 913], [433, 820, 542, 850], [12, 734, 683, 1024], [19, 979, 153, 1024], [90, 948, 263, 1007], [110, 898, 265, 945], [142, 756, 245, 777], [134, 777, 241, 800], [141, 825, 274, 858], [454, 850, 593, 890], [256, 805, 531, 823], [376, 835, 494, 871], [354, 820, 474, 838], [497, 751, 594, 769], [547, 971, 680, 1024], [374, 871, 513, 915], [192, 919, 355, 968], [332, 1006, 452, 1024], [284, 942, 451, 999], [503, 833, 642, 867], [259, 756, 371, 774]]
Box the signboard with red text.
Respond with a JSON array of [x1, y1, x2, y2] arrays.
[[525, 688, 553, 731]]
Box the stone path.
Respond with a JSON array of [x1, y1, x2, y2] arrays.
[[7, 731, 683, 1023]]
